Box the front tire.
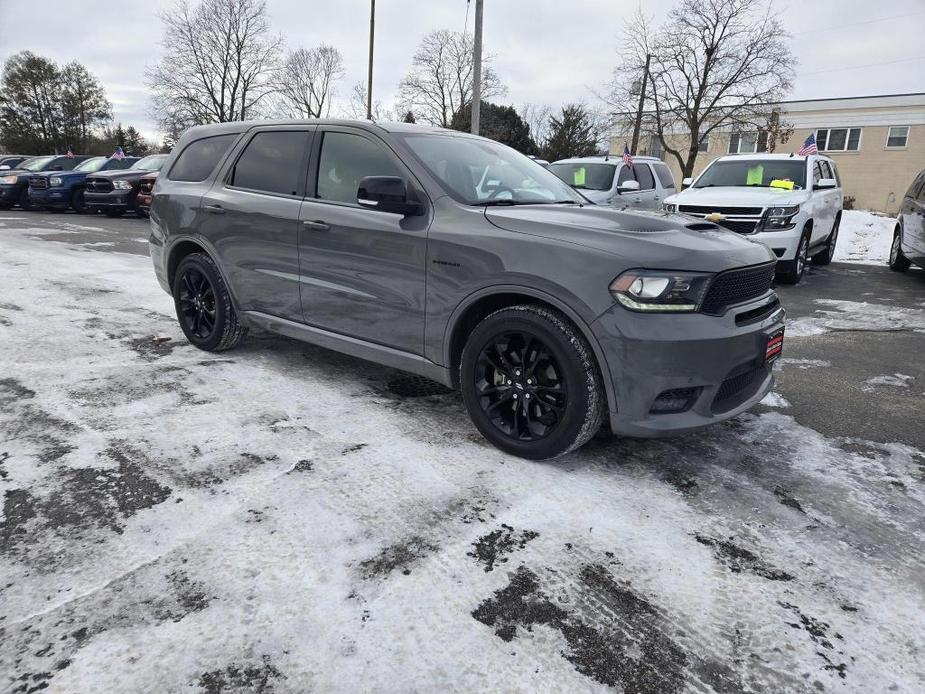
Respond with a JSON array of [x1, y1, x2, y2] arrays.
[[71, 188, 88, 214], [889, 228, 911, 272], [172, 252, 247, 351], [18, 188, 36, 211], [460, 304, 604, 460], [812, 214, 840, 266], [777, 228, 810, 285]]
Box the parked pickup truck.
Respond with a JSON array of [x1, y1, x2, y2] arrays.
[[0, 154, 92, 210], [663, 153, 843, 284], [85, 154, 168, 217], [136, 171, 160, 216], [29, 155, 139, 213]]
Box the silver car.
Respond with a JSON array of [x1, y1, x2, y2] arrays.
[[548, 155, 677, 209]]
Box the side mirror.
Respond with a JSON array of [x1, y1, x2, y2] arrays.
[[681, 177, 693, 190], [616, 180, 641, 194], [357, 176, 423, 216], [815, 177, 837, 190]]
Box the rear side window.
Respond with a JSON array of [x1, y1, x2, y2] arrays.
[[907, 170, 925, 199], [653, 163, 675, 189], [57, 158, 80, 171], [634, 164, 655, 190], [168, 134, 238, 182], [819, 160, 833, 180], [229, 131, 310, 196]]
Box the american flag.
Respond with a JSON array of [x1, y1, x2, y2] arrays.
[[111, 146, 126, 160], [66, 146, 75, 159], [798, 133, 818, 156], [622, 143, 633, 168]]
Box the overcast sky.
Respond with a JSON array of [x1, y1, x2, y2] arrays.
[[1, 0, 923, 141]]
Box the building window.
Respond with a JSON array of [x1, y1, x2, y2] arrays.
[[886, 126, 909, 149], [697, 135, 709, 153], [816, 128, 862, 152], [727, 131, 767, 154]]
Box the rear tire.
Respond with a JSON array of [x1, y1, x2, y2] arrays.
[[812, 214, 840, 266], [889, 228, 911, 272], [460, 304, 604, 460], [777, 228, 810, 285], [172, 252, 247, 352]]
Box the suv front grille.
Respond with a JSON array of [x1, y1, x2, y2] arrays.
[[86, 177, 113, 193], [29, 176, 48, 189], [679, 205, 763, 216], [701, 262, 776, 315], [716, 219, 758, 234]]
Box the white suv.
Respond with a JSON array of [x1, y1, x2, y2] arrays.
[[663, 153, 843, 284], [548, 155, 677, 210]]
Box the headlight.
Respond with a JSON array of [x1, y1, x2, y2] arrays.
[[662, 202, 677, 213], [760, 204, 800, 231], [113, 180, 133, 190], [49, 176, 63, 187], [610, 270, 713, 312], [0, 175, 17, 185]]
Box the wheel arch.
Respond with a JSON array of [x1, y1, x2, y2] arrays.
[[165, 237, 242, 313], [443, 286, 615, 414]]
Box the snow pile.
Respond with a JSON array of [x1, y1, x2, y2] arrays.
[[832, 210, 896, 265], [863, 373, 915, 390], [760, 391, 791, 408], [787, 299, 925, 337]]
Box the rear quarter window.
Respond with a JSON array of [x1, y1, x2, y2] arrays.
[[653, 163, 675, 189], [168, 134, 239, 183]]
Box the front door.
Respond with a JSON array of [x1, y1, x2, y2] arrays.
[[198, 127, 314, 321], [298, 127, 429, 355], [810, 159, 837, 244]]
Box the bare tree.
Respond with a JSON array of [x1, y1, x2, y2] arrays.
[[520, 103, 552, 152], [146, 0, 282, 130], [606, 0, 793, 178], [343, 81, 394, 121], [275, 45, 344, 118], [398, 30, 505, 127]]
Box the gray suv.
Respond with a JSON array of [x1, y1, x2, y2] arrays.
[[149, 120, 785, 459]]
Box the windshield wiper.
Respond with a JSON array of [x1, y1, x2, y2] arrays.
[[475, 200, 534, 207]]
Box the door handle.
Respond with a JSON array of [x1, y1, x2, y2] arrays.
[[204, 204, 224, 214], [303, 220, 330, 231]]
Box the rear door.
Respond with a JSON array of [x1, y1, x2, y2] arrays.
[[198, 126, 314, 322], [297, 126, 429, 354], [905, 172, 925, 260], [652, 162, 676, 204]]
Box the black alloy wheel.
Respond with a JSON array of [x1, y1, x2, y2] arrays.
[[460, 304, 604, 459], [172, 252, 246, 351], [474, 330, 568, 442], [178, 267, 218, 340]]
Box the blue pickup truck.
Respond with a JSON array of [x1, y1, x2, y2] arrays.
[[28, 155, 138, 213], [0, 155, 92, 209]]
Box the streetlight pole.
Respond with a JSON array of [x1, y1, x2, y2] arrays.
[[367, 0, 375, 120], [470, 0, 484, 135]]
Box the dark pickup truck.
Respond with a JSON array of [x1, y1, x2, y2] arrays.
[[0, 154, 92, 209], [85, 154, 169, 217]]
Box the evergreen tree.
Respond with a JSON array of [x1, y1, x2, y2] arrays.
[[450, 101, 536, 154]]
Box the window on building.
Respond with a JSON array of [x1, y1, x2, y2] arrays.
[[697, 135, 709, 153], [727, 131, 767, 154], [816, 128, 862, 152], [886, 126, 910, 149]]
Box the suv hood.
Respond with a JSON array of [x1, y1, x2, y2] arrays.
[[666, 186, 809, 207], [485, 204, 775, 272], [87, 169, 153, 182]]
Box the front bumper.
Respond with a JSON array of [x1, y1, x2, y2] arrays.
[[28, 187, 70, 208], [86, 190, 133, 209], [0, 184, 23, 204], [747, 228, 803, 263], [592, 294, 785, 437]]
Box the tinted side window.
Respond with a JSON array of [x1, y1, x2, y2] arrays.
[[635, 164, 655, 190], [907, 171, 925, 199], [653, 163, 675, 189], [316, 132, 403, 204], [617, 165, 634, 186], [57, 158, 79, 171], [168, 134, 238, 182], [229, 131, 310, 195], [812, 161, 824, 186], [819, 161, 833, 180]]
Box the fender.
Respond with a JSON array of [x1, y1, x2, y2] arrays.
[[163, 233, 245, 315], [442, 283, 617, 414]]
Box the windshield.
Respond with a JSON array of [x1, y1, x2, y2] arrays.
[[400, 134, 583, 205], [131, 154, 168, 171], [695, 159, 806, 190], [548, 163, 616, 191], [19, 156, 56, 171], [75, 157, 108, 173]]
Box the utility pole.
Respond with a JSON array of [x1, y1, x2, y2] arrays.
[[630, 53, 651, 154], [470, 0, 484, 135], [366, 0, 375, 120]]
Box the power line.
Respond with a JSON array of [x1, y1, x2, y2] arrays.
[[801, 55, 925, 77], [791, 10, 925, 36]]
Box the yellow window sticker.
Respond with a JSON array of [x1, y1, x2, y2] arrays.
[[573, 167, 586, 186], [746, 165, 764, 186], [769, 179, 794, 190]]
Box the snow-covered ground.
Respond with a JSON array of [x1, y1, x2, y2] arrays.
[[832, 210, 897, 265], [2, 220, 925, 693]]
